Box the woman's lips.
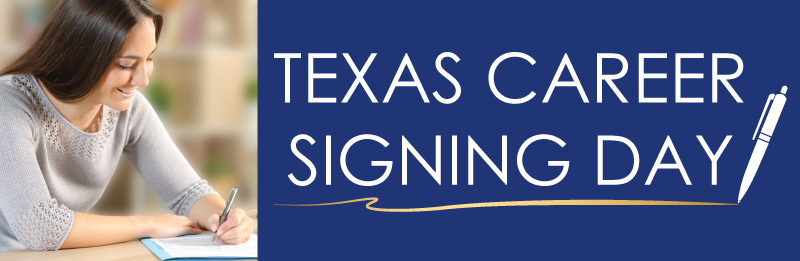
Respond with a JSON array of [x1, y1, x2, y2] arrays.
[[117, 88, 135, 98]]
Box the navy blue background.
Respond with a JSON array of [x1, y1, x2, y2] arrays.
[[262, 1, 799, 259]]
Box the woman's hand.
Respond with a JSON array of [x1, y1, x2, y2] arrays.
[[207, 208, 253, 244], [138, 213, 202, 238]]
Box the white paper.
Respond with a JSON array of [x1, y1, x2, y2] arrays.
[[151, 234, 258, 258]]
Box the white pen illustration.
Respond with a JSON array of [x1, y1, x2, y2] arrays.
[[738, 86, 788, 203]]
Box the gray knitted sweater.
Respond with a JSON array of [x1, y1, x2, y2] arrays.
[[0, 74, 218, 252]]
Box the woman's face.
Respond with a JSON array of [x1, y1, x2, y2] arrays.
[[89, 18, 157, 111]]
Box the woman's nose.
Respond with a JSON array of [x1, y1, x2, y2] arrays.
[[131, 66, 150, 87]]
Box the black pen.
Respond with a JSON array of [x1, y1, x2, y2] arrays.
[[212, 188, 238, 243]]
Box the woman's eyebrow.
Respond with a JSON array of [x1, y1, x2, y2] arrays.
[[119, 47, 158, 59]]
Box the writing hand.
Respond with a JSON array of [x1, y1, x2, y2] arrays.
[[207, 208, 253, 244]]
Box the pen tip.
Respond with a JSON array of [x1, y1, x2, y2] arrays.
[[737, 200, 740, 204]]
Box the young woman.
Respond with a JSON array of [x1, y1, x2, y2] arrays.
[[0, 0, 253, 252]]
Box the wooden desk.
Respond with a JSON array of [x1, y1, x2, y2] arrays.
[[0, 210, 258, 261]]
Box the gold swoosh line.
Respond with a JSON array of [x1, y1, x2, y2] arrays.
[[275, 197, 737, 212]]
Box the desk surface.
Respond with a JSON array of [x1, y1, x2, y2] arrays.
[[0, 210, 258, 261]]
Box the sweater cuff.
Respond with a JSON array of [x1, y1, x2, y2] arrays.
[[12, 198, 74, 251], [166, 180, 219, 217]]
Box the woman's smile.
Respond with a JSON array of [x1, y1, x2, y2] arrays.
[[116, 87, 136, 98]]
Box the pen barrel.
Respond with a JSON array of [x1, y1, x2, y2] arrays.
[[760, 94, 786, 137], [738, 140, 769, 202], [219, 188, 238, 225]]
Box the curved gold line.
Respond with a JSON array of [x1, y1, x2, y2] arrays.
[[276, 197, 736, 212]]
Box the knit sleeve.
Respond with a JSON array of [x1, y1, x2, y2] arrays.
[[0, 81, 74, 251], [122, 92, 219, 216]]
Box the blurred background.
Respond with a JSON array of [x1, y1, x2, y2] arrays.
[[0, 0, 258, 215]]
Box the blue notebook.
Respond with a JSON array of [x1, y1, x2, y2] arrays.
[[140, 234, 258, 260]]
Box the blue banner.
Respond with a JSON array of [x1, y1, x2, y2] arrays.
[[262, 1, 799, 259]]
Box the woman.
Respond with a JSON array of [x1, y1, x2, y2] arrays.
[[0, 0, 253, 252]]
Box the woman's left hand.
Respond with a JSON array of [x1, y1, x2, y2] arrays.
[[208, 208, 253, 244]]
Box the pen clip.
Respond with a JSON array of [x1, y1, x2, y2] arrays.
[[752, 93, 775, 140]]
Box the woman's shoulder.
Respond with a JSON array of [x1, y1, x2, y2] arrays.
[[0, 74, 40, 131], [127, 90, 155, 113], [0, 74, 25, 91], [123, 90, 160, 123], [0, 74, 38, 109], [0, 73, 30, 86]]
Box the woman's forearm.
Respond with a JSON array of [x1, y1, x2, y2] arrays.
[[59, 212, 201, 249], [59, 194, 239, 250], [59, 212, 145, 249], [187, 194, 227, 230]]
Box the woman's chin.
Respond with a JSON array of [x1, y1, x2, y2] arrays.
[[107, 101, 132, 111]]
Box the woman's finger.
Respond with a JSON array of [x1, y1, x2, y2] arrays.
[[190, 228, 202, 235], [220, 216, 252, 244], [244, 230, 252, 242], [208, 214, 220, 232], [218, 217, 247, 242], [236, 217, 253, 244], [216, 209, 245, 236], [237, 223, 253, 243]]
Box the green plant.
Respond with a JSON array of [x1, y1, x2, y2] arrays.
[[245, 76, 257, 102], [145, 79, 173, 115], [204, 156, 230, 179]]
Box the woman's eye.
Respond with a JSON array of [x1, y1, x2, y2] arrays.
[[117, 64, 132, 71], [147, 58, 153, 62]]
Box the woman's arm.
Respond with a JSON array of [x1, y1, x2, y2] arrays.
[[123, 93, 252, 244], [0, 87, 74, 251], [123, 93, 220, 216], [0, 85, 199, 250], [60, 212, 201, 249]]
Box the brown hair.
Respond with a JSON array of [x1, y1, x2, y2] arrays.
[[1, 0, 163, 102]]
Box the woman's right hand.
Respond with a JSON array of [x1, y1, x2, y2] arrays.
[[137, 213, 202, 238]]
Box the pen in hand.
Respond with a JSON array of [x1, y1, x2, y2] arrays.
[[212, 188, 238, 243]]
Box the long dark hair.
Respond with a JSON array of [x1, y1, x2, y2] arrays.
[[1, 0, 163, 102]]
